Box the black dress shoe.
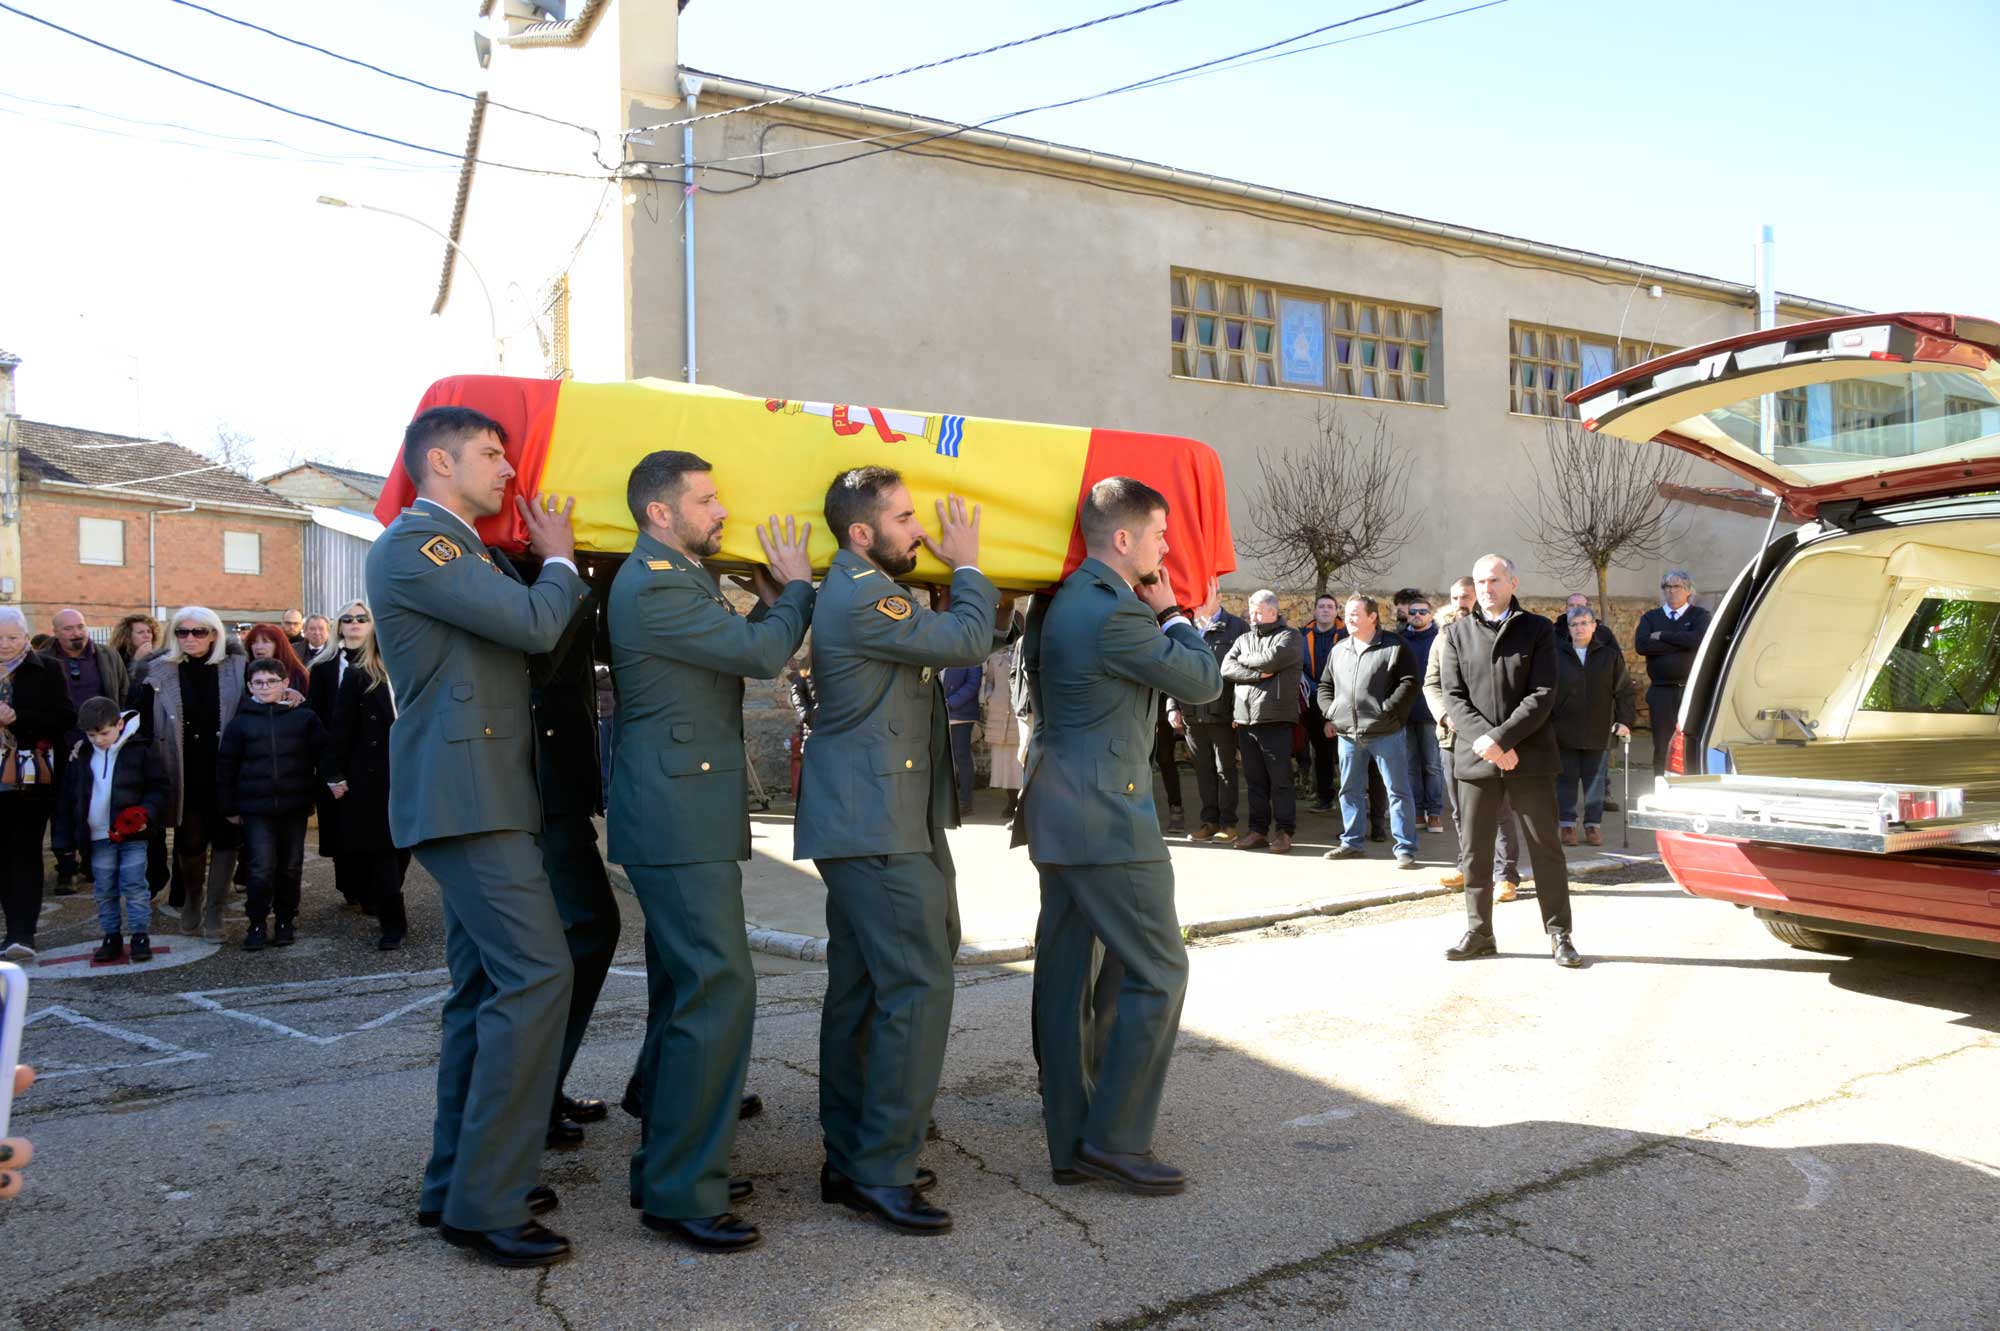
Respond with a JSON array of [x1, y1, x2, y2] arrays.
[[1551, 931, 1584, 968], [830, 1179, 953, 1234], [739, 1092, 763, 1120], [641, 1211, 761, 1252], [420, 1185, 558, 1229], [630, 1178, 753, 1209], [1445, 930, 1498, 961], [1073, 1142, 1186, 1196], [545, 1118, 585, 1148], [820, 1162, 937, 1201], [438, 1220, 572, 1268], [559, 1094, 609, 1124]]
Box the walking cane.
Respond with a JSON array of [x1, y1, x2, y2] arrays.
[[1620, 733, 1632, 851]]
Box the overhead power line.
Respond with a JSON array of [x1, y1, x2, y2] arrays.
[[717, 0, 1464, 183], [626, 0, 1196, 139], [159, 0, 611, 156], [0, 1, 614, 180]]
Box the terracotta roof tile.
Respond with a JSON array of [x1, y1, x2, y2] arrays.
[[16, 419, 302, 512]]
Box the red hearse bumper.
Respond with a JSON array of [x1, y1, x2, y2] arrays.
[[1659, 830, 2000, 950]]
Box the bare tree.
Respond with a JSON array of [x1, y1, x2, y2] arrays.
[[1515, 418, 1691, 606], [1239, 406, 1417, 600], [202, 421, 261, 478]]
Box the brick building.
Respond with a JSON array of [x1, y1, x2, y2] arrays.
[[0, 356, 306, 630]]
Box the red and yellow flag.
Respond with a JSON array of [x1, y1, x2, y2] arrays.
[[376, 376, 1235, 596]]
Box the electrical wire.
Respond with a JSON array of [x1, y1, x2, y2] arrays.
[[0, 1, 616, 180], [159, 0, 614, 162], [710, 0, 1447, 183], [677, 0, 1505, 179], [628, 0, 1196, 138], [0, 100, 457, 173], [0, 88, 448, 169]]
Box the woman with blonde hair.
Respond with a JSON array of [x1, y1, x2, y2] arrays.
[[325, 601, 408, 948], [129, 605, 246, 936]]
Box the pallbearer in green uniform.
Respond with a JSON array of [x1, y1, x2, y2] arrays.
[[795, 469, 1004, 1236], [367, 407, 590, 1269], [607, 450, 815, 1254], [1015, 478, 1222, 1196]]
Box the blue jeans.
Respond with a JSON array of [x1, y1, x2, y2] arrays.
[[1405, 719, 1445, 819], [92, 837, 150, 935], [1338, 731, 1418, 856], [1557, 748, 1611, 827]]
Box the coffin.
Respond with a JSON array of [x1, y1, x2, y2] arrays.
[[374, 375, 1236, 596]]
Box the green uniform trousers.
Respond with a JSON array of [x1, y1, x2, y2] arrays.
[[541, 812, 621, 1107], [1031, 860, 1188, 1171], [627, 860, 755, 1220], [815, 837, 958, 1187], [415, 830, 575, 1231]]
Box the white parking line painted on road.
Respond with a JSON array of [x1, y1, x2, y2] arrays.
[[25, 1005, 211, 1079], [1789, 1151, 1835, 1209], [179, 971, 452, 1046], [1287, 1106, 1360, 1127]]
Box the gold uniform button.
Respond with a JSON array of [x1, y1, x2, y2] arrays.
[[904, 759, 914, 769], [545, 729, 555, 737], [1126, 782, 1135, 793], [483, 726, 493, 736], [701, 761, 712, 772]]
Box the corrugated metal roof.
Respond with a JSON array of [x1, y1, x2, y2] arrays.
[[16, 419, 302, 512]]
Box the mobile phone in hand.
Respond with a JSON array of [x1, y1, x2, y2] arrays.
[[0, 961, 25, 1142]]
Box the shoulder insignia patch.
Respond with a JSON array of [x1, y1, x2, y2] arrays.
[[875, 595, 913, 622], [849, 567, 879, 580], [419, 535, 462, 567], [646, 559, 675, 571]]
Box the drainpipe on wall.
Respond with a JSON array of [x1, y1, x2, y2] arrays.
[[680, 72, 703, 385], [149, 500, 198, 618]]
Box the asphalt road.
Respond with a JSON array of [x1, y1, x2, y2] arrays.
[[8, 855, 2000, 1330]]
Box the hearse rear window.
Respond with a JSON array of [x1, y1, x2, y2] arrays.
[[1861, 597, 2000, 715]]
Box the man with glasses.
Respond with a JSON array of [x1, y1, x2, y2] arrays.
[[48, 609, 128, 891], [280, 609, 308, 658], [1634, 570, 1710, 776]]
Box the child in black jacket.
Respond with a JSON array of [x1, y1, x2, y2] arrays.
[[218, 659, 332, 951], [57, 696, 169, 963]]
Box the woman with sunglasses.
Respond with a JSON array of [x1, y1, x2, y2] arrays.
[[308, 605, 369, 916], [129, 606, 247, 937], [323, 602, 409, 948]]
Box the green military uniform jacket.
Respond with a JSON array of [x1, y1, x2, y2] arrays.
[[366, 502, 591, 849], [793, 548, 1000, 861], [1014, 558, 1221, 866], [606, 529, 813, 867]]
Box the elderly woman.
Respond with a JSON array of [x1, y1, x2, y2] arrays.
[[131, 606, 247, 937], [1553, 604, 1636, 847], [0, 608, 77, 960], [110, 613, 161, 668], [980, 640, 1024, 821]]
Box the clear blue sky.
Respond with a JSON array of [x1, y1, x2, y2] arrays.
[[2, 0, 1994, 476]]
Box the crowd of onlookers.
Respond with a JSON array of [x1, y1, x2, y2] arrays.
[[919, 568, 1710, 898], [0, 602, 409, 964]]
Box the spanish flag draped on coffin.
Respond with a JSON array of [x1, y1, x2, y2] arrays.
[[373, 375, 1237, 596]]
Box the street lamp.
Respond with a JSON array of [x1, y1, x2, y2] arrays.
[[316, 195, 503, 372]]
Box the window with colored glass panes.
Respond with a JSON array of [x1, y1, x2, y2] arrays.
[[1509, 323, 1672, 417], [1170, 273, 1280, 385], [1329, 299, 1435, 403], [1171, 271, 1437, 401]]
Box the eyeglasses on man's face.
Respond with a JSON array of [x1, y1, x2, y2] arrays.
[[1661, 582, 1688, 591], [174, 627, 213, 639], [1409, 607, 1433, 617]]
